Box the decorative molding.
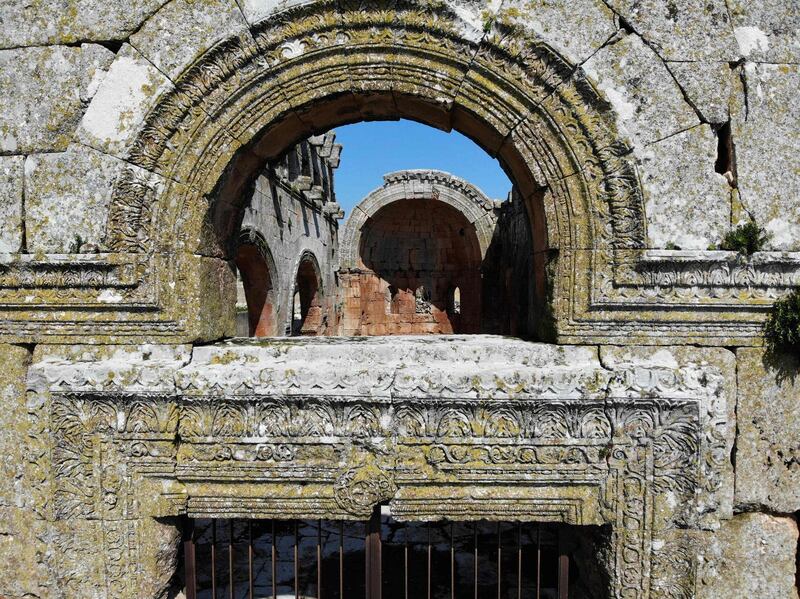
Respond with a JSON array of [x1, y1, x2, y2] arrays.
[[34, 338, 734, 598]]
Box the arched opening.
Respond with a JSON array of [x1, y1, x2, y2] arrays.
[[352, 198, 482, 335], [233, 232, 277, 337], [106, 1, 647, 346], [292, 254, 325, 336]]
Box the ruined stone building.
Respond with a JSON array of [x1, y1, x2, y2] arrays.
[[0, 1, 798, 598]]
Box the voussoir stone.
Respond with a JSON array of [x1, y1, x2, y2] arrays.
[[697, 512, 799, 599], [581, 33, 699, 148], [24, 144, 165, 254], [0, 44, 115, 154], [638, 124, 731, 250], [0, 156, 24, 253], [130, 0, 250, 82], [665, 61, 733, 125], [734, 348, 800, 514], [732, 62, 800, 250], [495, 0, 618, 66], [0, 0, 169, 48], [604, 0, 740, 62], [729, 0, 800, 63], [76, 44, 173, 160]]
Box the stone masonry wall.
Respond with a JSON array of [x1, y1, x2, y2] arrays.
[[236, 133, 343, 336]]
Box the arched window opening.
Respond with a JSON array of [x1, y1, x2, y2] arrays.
[[233, 238, 277, 337], [449, 286, 461, 315], [292, 255, 325, 336]]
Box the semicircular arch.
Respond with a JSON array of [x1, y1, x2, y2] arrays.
[[339, 170, 499, 270], [104, 2, 646, 340]]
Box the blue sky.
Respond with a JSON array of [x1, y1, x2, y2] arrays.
[[330, 119, 512, 215]]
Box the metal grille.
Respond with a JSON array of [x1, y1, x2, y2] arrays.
[[183, 508, 570, 599]]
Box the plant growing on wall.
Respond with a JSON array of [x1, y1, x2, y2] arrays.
[[717, 220, 770, 256], [764, 289, 800, 356]]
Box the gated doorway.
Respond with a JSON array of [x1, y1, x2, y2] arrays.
[[183, 508, 572, 599]]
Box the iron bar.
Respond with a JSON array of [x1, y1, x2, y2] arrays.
[[558, 529, 569, 599], [295, 521, 299, 599], [271, 520, 277, 599], [450, 522, 455, 599], [536, 525, 541, 599], [183, 519, 197, 599], [229, 520, 234, 599], [517, 522, 522, 599], [339, 521, 344, 599], [317, 519, 322, 599], [473, 523, 478, 599], [427, 523, 432, 599], [497, 522, 501, 599], [211, 520, 217, 599], [248, 521, 254, 599]]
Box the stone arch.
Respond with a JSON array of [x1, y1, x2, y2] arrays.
[[291, 250, 324, 336], [103, 2, 647, 340], [339, 170, 498, 271], [234, 228, 278, 337]]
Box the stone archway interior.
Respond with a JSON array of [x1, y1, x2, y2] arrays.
[[293, 256, 324, 336], [352, 198, 482, 335], [234, 242, 277, 337]]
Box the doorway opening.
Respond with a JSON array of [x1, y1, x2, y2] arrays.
[[182, 509, 582, 599]]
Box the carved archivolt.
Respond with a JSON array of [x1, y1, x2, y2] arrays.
[[0, 2, 797, 344]]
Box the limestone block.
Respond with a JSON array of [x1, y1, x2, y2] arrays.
[[600, 346, 736, 524], [240, 0, 335, 25], [0, 0, 168, 48], [666, 61, 732, 125], [137, 517, 182, 598], [130, 0, 250, 81], [0, 156, 23, 253], [0, 344, 43, 599], [732, 63, 800, 250], [734, 348, 800, 514], [697, 513, 799, 599], [0, 44, 115, 154], [28, 343, 192, 395], [638, 125, 731, 249], [581, 33, 698, 147], [495, 0, 618, 65], [729, 0, 800, 63], [76, 44, 173, 160], [24, 145, 164, 253], [604, 0, 739, 61]]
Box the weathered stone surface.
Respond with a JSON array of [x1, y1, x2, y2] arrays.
[[734, 348, 800, 514], [581, 33, 699, 147], [638, 125, 731, 249], [130, 0, 249, 81], [666, 61, 733, 125], [24, 144, 164, 253], [604, 0, 739, 61], [0, 344, 44, 599], [0, 44, 114, 154], [495, 0, 618, 65], [0, 0, 168, 48], [76, 44, 173, 159], [698, 513, 799, 599], [239, 0, 332, 25], [732, 62, 800, 250], [0, 156, 23, 253], [730, 0, 800, 63]]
